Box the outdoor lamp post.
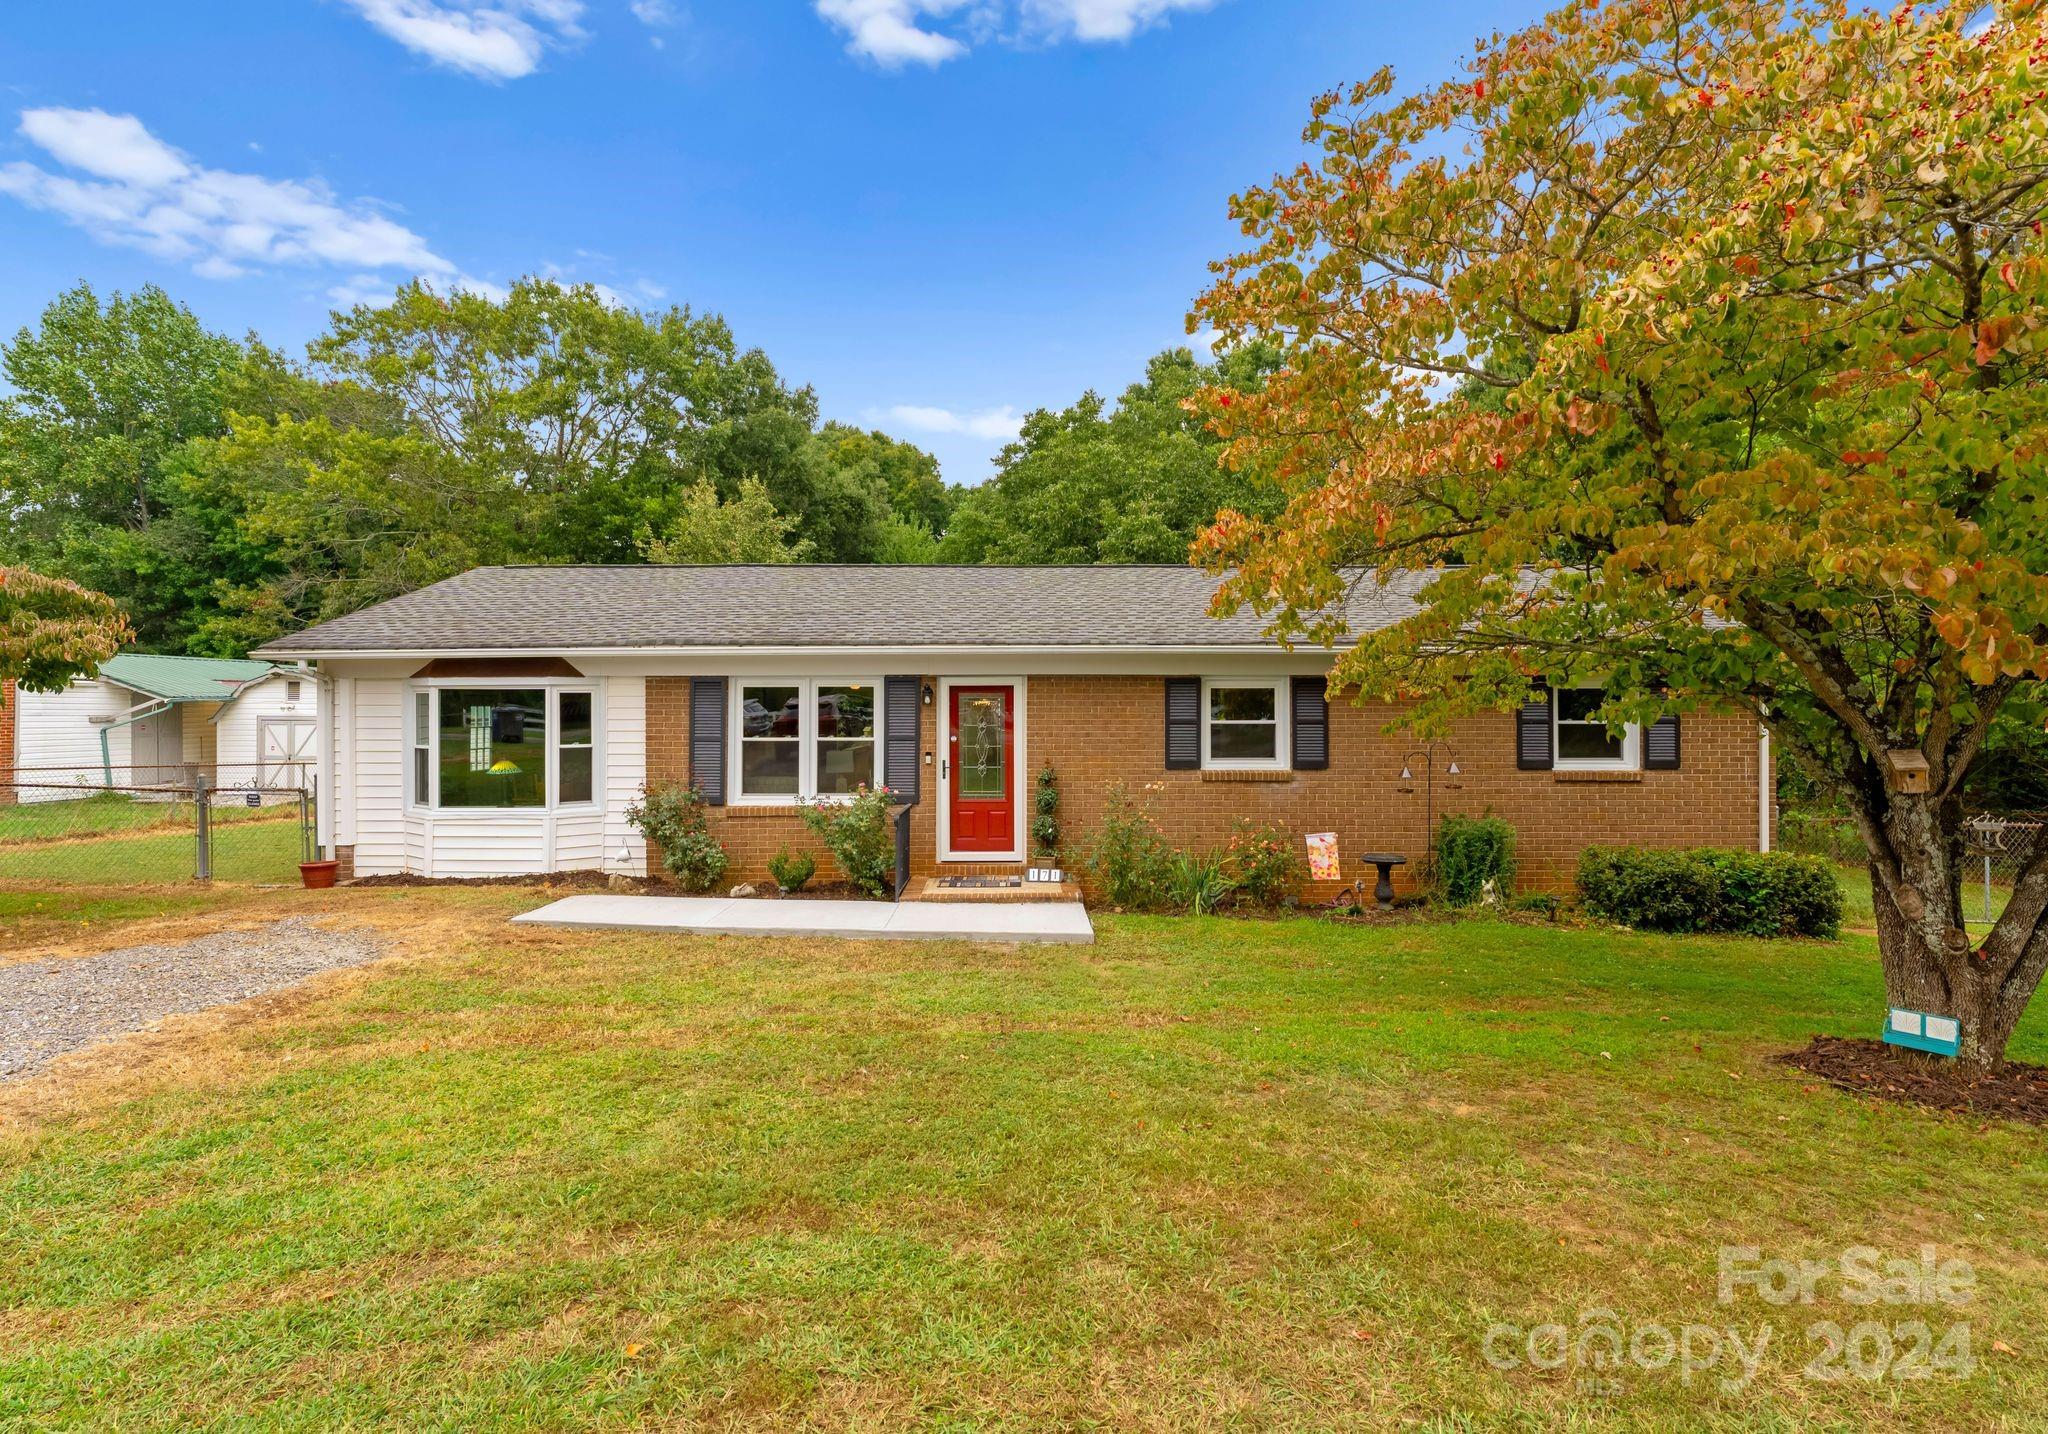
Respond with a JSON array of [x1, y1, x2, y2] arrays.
[[1398, 742, 1464, 877]]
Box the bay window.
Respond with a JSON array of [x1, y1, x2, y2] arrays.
[[734, 679, 881, 801], [407, 685, 599, 809], [1202, 679, 1287, 770]]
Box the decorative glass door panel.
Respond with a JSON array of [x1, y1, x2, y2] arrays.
[[948, 685, 1014, 854]]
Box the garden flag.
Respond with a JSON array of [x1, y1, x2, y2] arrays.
[[1306, 832, 1340, 882]]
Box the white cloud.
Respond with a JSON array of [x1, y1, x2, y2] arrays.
[[18, 107, 188, 184], [815, 0, 968, 66], [326, 272, 400, 307], [815, 0, 1216, 65], [0, 107, 455, 282], [337, 0, 586, 80], [1026, 0, 1217, 42], [880, 403, 1024, 441], [630, 0, 676, 25]]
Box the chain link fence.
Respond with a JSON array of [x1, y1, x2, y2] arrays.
[[1779, 808, 2041, 925], [0, 764, 315, 887]]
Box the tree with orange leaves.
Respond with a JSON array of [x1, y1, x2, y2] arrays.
[[1, 566, 129, 696], [1192, 0, 2048, 1067]]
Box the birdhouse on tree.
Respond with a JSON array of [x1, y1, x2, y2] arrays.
[[1885, 750, 1931, 795]]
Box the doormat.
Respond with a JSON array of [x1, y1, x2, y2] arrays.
[[935, 876, 1024, 889]]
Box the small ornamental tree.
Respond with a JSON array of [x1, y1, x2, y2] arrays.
[[0, 567, 129, 695], [1192, 0, 2048, 1068]]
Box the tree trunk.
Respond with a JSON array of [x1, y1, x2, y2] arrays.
[[1862, 791, 2048, 1073]]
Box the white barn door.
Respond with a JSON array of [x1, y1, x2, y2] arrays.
[[259, 720, 317, 788]]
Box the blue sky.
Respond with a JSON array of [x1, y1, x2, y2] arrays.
[[0, 0, 1523, 481]]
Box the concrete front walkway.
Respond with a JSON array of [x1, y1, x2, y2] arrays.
[[511, 894, 1094, 945]]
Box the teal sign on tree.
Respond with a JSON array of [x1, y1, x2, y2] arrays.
[[1883, 1008, 1962, 1058]]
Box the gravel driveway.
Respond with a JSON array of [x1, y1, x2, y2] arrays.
[[0, 917, 387, 1083]]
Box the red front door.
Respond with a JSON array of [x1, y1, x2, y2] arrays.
[[948, 684, 1015, 854]]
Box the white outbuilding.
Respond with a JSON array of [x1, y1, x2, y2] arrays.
[[9, 653, 318, 802]]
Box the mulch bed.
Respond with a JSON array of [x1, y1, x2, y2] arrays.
[[1776, 1036, 2048, 1125]]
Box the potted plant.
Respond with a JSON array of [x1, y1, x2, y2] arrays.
[[299, 856, 341, 889]]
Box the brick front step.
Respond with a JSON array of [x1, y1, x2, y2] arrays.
[[910, 876, 1083, 904]]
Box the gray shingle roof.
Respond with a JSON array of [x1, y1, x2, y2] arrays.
[[258, 565, 1433, 654]]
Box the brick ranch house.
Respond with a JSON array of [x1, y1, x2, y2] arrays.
[[254, 565, 1774, 897]]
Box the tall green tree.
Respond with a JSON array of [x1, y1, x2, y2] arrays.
[[210, 278, 925, 634], [643, 478, 814, 564], [1192, 0, 2048, 1067], [938, 345, 1281, 565], [0, 285, 292, 650], [816, 422, 958, 533]]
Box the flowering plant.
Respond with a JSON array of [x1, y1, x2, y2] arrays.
[[800, 783, 897, 898]]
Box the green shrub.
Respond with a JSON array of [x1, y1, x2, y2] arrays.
[[1225, 818, 1304, 908], [1084, 783, 1173, 910], [1698, 849, 1844, 938], [799, 785, 898, 899], [1434, 813, 1517, 906], [1032, 765, 1061, 860], [1577, 846, 1841, 938], [767, 847, 815, 893], [626, 783, 729, 893], [1167, 849, 1236, 915]]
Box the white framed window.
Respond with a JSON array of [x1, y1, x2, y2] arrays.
[[556, 691, 595, 805], [1553, 686, 1640, 770], [411, 691, 432, 806], [733, 678, 882, 802], [1201, 678, 1288, 770], [405, 682, 600, 810]]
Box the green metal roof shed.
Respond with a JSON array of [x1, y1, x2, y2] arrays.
[[98, 654, 278, 703]]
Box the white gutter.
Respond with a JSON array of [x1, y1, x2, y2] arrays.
[[97, 696, 171, 786], [252, 643, 1342, 661], [1758, 725, 1773, 853]]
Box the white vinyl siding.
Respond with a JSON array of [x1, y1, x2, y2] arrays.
[[603, 677, 648, 875], [214, 672, 317, 781], [338, 675, 622, 878], [12, 679, 133, 802], [352, 679, 409, 877]]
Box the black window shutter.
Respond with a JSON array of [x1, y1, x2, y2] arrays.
[[1165, 678, 1201, 770], [1291, 675, 1330, 771], [690, 677, 728, 805], [1517, 690, 1555, 771], [883, 676, 921, 803], [1645, 714, 1682, 770]]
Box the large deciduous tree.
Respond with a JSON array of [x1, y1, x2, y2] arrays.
[[0, 285, 293, 650], [938, 345, 1283, 565], [1192, 0, 2048, 1066]]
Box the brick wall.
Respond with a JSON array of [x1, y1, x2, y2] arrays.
[[645, 676, 946, 888], [0, 677, 14, 806], [642, 673, 1767, 899], [1031, 676, 1763, 899]]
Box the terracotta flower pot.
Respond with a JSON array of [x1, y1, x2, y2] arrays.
[[299, 859, 341, 890]]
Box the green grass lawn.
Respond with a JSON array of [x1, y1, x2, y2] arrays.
[[0, 792, 289, 844], [0, 813, 304, 885], [1833, 864, 2012, 930], [0, 894, 2041, 1428], [0, 888, 221, 948]]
